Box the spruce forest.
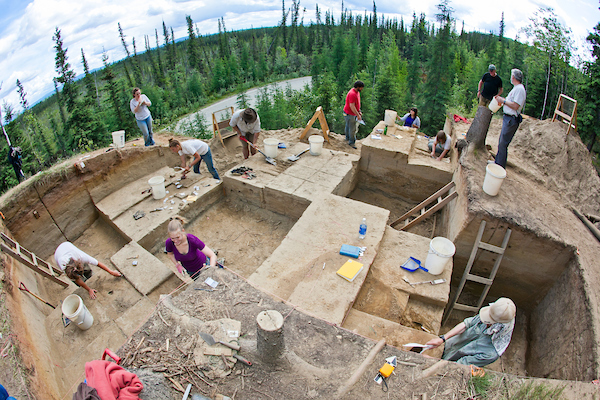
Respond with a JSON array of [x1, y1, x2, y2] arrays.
[[1, 1, 599, 194]]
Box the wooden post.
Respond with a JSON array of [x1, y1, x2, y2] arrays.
[[465, 106, 493, 150], [256, 310, 284, 363]]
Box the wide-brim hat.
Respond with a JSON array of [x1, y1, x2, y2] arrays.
[[479, 297, 516, 324], [242, 108, 257, 123]]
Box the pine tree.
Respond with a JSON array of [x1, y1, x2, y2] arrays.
[[81, 49, 99, 105], [186, 15, 201, 71], [16, 79, 28, 110], [53, 27, 77, 113], [577, 21, 600, 151]]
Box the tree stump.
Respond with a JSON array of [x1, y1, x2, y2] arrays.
[[466, 105, 493, 150], [256, 310, 284, 363]]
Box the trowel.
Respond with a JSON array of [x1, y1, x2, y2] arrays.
[[199, 332, 241, 351], [287, 147, 310, 162], [403, 277, 446, 288]]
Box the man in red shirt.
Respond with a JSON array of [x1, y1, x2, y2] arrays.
[[343, 80, 364, 149]]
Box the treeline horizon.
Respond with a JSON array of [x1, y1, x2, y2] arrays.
[[1, 0, 598, 195]]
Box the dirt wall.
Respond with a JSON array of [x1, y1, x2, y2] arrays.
[[0, 147, 180, 259], [528, 258, 596, 380]]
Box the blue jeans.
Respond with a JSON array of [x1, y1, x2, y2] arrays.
[[344, 114, 357, 145], [193, 147, 220, 180], [136, 116, 154, 146], [495, 115, 520, 168]]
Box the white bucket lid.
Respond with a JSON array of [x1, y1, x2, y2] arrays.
[[148, 176, 165, 185], [486, 163, 507, 179], [429, 237, 456, 257]]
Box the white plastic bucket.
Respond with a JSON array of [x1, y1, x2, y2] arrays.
[[111, 130, 125, 148], [425, 237, 456, 275], [263, 138, 279, 158], [384, 110, 397, 126], [482, 163, 507, 196], [148, 176, 166, 199], [309, 135, 324, 156], [62, 294, 94, 330], [488, 98, 502, 113]]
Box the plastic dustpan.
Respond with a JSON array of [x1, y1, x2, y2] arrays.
[[401, 257, 428, 272]]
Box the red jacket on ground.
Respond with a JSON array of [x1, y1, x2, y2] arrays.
[[85, 360, 143, 400]]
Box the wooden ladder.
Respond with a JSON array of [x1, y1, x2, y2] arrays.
[[0, 233, 69, 287], [551, 94, 577, 135], [390, 182, 457, 231], [299, 106, 331, 143], [212, 106, 236, 147], [442, 220, 511, 326]]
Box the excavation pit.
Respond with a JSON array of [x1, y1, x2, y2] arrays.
[[2, 118, 600, 398]]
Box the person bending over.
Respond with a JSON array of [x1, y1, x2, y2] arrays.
[[54, 242, 122, 299], [429, 130, 452, 161], [426, 297, 516, 367], [165, 217, 217, 279], [230, 108, 261, 159], [168, 138, 220, 181]]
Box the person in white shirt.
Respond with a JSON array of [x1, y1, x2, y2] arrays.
[[493, 69, 527, 168], [230, 108, 261, 159], [429, 130, 452, 161], [54, 242, 122, 299], [168, 138, 220, 180], [130, 87, 155, 146]]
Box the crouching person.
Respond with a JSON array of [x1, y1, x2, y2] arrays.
[[426, 297, 516, 367], [54, 242, 122, 299]]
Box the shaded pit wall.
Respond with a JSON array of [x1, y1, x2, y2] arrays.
[[1, 228, 63, 399], [528, 257, 596, 380], [0, 147, 180, 259]]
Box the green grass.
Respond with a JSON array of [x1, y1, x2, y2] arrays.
[[469, 375, 566, 400]]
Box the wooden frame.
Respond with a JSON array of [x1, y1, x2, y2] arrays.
[[390, 182, 457, 230], [212, 106, 236, 147], [299, 106, 331, 143], [1, 233, 69, 287], [551, 94, 577, 135]]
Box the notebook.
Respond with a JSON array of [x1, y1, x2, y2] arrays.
[[339, 244, 361, 258], [336, 259, 364, 282]]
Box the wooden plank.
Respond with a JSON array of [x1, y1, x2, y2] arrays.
[[554, 110, 571, 121], [390, 182, 455, 228], [299, 107, 322, 140], [478, 242, 504, 254], [317, 112, 331, 143], [399, 191, 458, 231], [466, 274, 493, 285], [453, 303, 479, 313], [1, 244, 69, 287]]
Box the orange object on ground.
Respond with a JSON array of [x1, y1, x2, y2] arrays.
[[470, 365, 485, 377]]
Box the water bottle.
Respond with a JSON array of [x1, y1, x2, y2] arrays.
[[359, 218, 367, 240]]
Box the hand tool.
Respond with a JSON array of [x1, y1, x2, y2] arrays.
[[199, 332, 241, 351], [287, 147, 310, 162], [239, 136, 276, 165], [19, 282, 55, 309]]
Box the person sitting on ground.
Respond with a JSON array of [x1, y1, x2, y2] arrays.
[[230, 108, 261, 159], [425, 297, 516, 367], [168, 138, 220, 181], [428, 130, 452, 161], [165, 217, 217, 279], [399, 107, 421, 129], [54, 242, 122, 299]]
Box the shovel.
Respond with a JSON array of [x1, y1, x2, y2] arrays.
[[239, 136, 276, 166], [199, 332, 241, 351], [287, 147, 310, 162]]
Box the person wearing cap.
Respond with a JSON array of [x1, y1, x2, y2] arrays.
[[493, 69, 526, 169], [230, 108, 261, 159], [425, 297, 516, 367], [477, 65, 503, 107]]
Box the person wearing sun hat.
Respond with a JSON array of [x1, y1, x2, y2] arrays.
[[426, 297, 516, 367], [230, 108, 262, 159]]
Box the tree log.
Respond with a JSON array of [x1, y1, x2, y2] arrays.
[[466, 106, 493, 150], [256, 310, 284, 363]]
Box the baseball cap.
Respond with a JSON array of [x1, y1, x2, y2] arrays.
[[489, 64, 496, 71], [479, 297, 515, 324]]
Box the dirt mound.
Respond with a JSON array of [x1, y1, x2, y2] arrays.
[[486, 118, 600, 215]]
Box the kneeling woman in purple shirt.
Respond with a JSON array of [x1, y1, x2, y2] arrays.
[[166, 217, 217, 278]]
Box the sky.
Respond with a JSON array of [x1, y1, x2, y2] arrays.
[[0, 0, 598, 114]]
